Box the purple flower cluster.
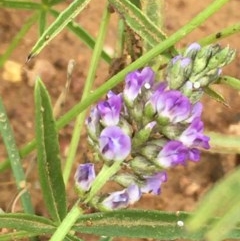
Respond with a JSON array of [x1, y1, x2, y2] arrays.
[[75, 43, 235, 210]]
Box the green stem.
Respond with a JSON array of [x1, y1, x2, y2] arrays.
[[49, 201, 83, 241], [63, 4, 111, 185], [219, 75, 240, 91], [85, 161, 122, 203], [0, 0, 230, 172], [199, 22, 240, 46], [0, 97, 34, 214]]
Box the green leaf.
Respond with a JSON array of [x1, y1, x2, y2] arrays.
[[39, 10, 47, 36], [219, 75, 240, 91], [0, 0, 41, 10], [0, 231, 39, 241], [28, 0, 92, 59], [0, 213, 55, 234], [187, 167, 240, 241], [109, 0, 177, 56], [34, 78, 67, 222], [0, 213, 82, 241], [73, 209, 240, 239], [204, 86, 228, 106], [207, 131, 240, 154], [74, 210, 203, 239], [0, 97, 34, 214]]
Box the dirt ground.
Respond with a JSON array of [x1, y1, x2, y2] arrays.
[[0, 0, 240, 240]]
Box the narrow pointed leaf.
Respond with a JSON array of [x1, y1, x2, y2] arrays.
[[29, 0, 91, 59], [73, 209, 240, 239], [0, 214, 82, 241], [0, 0, 41, 9], [0, 213, 55, 233], [204, 86, 228, 106], [0, 97, 34, 214], [109, 0, 178, 56], [187, 167, 240, 240], [0, 231, 39, 241], [34, 78, 66, 222]]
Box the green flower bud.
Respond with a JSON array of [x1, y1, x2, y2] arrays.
[[207, 46, 236, 69], [132, 121, 156, 147], [130, 156, 160, 175], [184, 43, 201, 59], [167, 56, 193, 89], [192, 44, 221, 75], [113, 173, 137, 187]]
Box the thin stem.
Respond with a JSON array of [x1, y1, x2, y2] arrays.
[[0, 97, 34, 214], [199, 22, 240, 46], [85, 161, 122, 203], [63, 4, 111, 185], [0, 0, 230, 171], [219, 75, 240, 91], [49, 201, 83, 241]]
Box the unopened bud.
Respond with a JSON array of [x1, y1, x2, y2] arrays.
[[167, 56, 193, 89], [184, 43, 201, 59], [130, 156, 159, 175]]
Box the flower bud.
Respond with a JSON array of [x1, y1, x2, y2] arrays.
[[167, 56, 193, 89], [184, 43, 201, 59], [207, 46, 236, 69], [86, 107, 101, 141], [130, 156, 160, 175], [132, 121, 156, 147], [113, 173, 138, 187], [75, 163, 96, 194], [191, 44, 221, 75]]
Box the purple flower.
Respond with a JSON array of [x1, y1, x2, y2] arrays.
[[101, 184, 141, 210], [185, 102, 203, 123], [141, 172, 167, 195], [99, 126, 131, 161], [124, 67, 155, 102], [97, 91, 122, 126], [149, 87, 192, 124], [156, 141, 188, 168], [178, 118, 210, 161], [86, 107, 100, 138], [74, 163, 96, 192]]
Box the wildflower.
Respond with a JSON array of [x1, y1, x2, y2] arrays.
[[100, 184, 141, 211], [99, 126, 131, 161], [97, 91, 122, 126], [124, 67, 155, 103], [156, 141, 188, 168], [75, 163, 96, 192], [86, 107, 101, 141], [141, 172, 167, 195], [178, 118, 210, 161]]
